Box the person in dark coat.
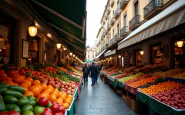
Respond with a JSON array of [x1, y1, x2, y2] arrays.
[[89, 62, 98, 86], [95, 63, 100, 83], [82, 63, 89, 85]]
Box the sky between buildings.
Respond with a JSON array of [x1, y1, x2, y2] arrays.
[[86, 0, 107, 47]]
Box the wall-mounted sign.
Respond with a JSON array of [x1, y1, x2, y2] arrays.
[[22, 40, 29, 58]]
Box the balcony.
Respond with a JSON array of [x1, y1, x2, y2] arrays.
[[105, 12, 108, 20], [120, 26, 128, 37], [107, 24, 111, 31], [114, 7, 121, 19], [110, 18, 115, 26], [110, 0, 115, 7], [109, 34, 120, 46], [120, 0, 128, 10], [129, 15, 140, 31], [107, 5, 111, 14], [144, 0, 163, 19]]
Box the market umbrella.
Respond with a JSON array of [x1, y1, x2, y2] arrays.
[[86, 60, 92, 63]]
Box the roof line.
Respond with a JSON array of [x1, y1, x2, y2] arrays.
[[30, 0, 83, 29], [49, 23, 85, 44], [100, 0, 110, 23]]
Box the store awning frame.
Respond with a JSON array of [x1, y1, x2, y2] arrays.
[[118, 0, 185, 50], [95, 49, 106, 59], [104, 49, 116, 57]]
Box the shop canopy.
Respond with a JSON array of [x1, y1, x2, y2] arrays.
[[95, 49, 107, 59], [86, 60, 92, 63], [28, 0, 86, 60], [118, 0, 185, 50], [104, 49, 116, 57]]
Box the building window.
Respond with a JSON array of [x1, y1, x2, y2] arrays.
[[134, 1, 139, 15], [113, 10, 114, 17], [88, 55, 90, 58], [117, 23, 120, 36], [124, 14, 127, 26], [113, 29, 114, 37]]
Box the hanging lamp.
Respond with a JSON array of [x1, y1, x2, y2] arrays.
[[28, 8, 37, 37], [56, 43, 61, 49], [176, 41, 184, 47], [140, 50, 144, 55]]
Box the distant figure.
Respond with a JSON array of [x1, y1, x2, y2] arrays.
[[82, 63, 89, 86], [95, 63, 100, 83], [89, 62, 99, 86], [71, 61, 76, 67]]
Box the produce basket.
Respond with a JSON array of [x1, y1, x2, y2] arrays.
[[136, 91, 185, 115], [67, 88, 78, 115]]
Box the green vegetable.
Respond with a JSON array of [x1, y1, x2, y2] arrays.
[[3, 90, 23, 99], [5, 104, 20, 112], [8, 86, 25, 94], [21, 96, 27, 99], [21, 105, 33, 112], [0, 83, 9, 88], [17, 99, 30, 107], [46, 102, 52, 108], [0, 88, 7, 94], [0, 95, 5, 111], [3, 96, 18, 104], [33, 106, 45, 114], [26, 72, 32, 77], [27, 96, 35, 101], [22, 110, 34, 115], [29, 101, 36, 107]]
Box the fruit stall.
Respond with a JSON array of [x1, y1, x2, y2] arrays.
[[0, 63, 82, 115], [101, 65, 185, 115]]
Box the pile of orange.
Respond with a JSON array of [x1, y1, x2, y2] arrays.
[[0, 70, 73, 109], [139, 81, 183, 95], [23, 79, 73, 109]]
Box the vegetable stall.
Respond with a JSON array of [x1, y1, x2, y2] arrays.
[[0, 63, 82, 115], [101, 65, 185, 115]]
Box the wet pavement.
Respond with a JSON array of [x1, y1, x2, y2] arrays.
[[74, 77, 140, 115]]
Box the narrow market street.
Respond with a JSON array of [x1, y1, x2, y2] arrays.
[[74, 78, 139, 115]]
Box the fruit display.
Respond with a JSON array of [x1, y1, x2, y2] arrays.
[[0, 83, 66, 114], [128, 75, 160, 88], [102, 66, 117, 73], [118, 72, 144, 83], [114, 71, 131, 79], [172, 72, 185, 79], [124, 74, 150, 85], [153, 68, 185, 77], [57, 71, 81, 82], [139, 81, 182, 95], [151, 85, 185, 109]]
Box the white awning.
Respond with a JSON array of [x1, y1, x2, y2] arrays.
[[104, 49, 116, 57], [118, 0, 185, 50], [95, 49, 106, 59]]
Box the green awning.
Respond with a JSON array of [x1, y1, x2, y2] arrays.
[[29, 0, 86, 59]]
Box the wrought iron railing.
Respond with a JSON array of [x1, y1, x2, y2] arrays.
[[129, 15, 140, 29], [144, 0, 163, 17], [120, 26, 128, 36]]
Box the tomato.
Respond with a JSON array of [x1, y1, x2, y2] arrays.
[[53, 112, 63, 115], [0, 112, 7, 115], [58, 106, 65, 114], [38, 97, 49, 106], [51, 103, 60, 112], [7, 110, 20, 115], [44, 108, 53, 113]]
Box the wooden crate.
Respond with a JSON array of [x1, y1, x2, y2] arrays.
[[131, 98, 145, 113]]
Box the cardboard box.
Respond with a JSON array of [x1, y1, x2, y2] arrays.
[[126, 96, 131, 107], [122, 95, 127, 103], [116, 89, 122, 94], [131, 98, 144, 113]]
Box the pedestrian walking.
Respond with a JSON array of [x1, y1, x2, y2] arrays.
[[82, 63, 89, 86], [89, 62, 98, 86], [95, 63, 100, 83]]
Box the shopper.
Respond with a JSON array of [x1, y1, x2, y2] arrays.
[[95, 63, 100, 83], [82, 63, 89, 86], [89, 62, 98, 86]]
